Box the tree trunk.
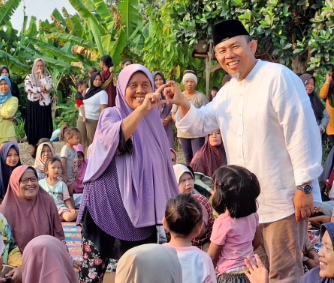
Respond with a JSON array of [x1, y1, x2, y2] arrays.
[[291, 53, 308, 75]]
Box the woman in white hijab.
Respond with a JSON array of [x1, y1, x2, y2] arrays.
[[24, 58, 53, 154], [115, 244, 182, 283]]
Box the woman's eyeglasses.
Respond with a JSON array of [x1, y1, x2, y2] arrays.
[[20, 177, 38, 184]]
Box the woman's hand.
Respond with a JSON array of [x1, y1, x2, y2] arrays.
[[73, 259, 81, 269], [161, 118, 169, 127], [41, 85, 48, 94], [5, 266, 22, 283], [138, 84, 167, 114], [242, 254, 268, 283]]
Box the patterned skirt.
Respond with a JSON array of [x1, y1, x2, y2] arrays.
[[217, 272, 250, 283]]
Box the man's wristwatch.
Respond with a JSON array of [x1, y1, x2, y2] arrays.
[[297, 184, 313, 194]]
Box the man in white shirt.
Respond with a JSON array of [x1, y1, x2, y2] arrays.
[[165, 20, 322, 283]]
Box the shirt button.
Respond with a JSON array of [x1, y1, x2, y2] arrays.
[[239, 114, 241, 116], [239, 135, 241, 137], [239, 155, 241, 158]]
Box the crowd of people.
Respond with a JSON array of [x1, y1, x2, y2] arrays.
[[1, 19, 334, 283]]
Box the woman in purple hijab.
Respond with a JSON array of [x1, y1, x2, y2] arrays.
[[77, 64, 179, 282]]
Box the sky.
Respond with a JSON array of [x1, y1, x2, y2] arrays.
[[11, 0, 77, 31]]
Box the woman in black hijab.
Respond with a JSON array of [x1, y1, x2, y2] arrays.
[[300, 74, 329, 136], [0, 65, 20, 103]]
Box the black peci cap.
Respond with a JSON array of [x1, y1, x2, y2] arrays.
[[212, 20, 250, 46]]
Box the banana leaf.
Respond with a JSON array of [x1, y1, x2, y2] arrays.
[[69, 0, 107, 35], [28, 38, 77, 62], [71, 15, 84, 37], [45, 33, 97, 50], [88, 18, 104, 55], [0, 0, 22, 26], [0, 50, 28, 70], [118, 0, 141, 39], [110, 28, 127, 66]]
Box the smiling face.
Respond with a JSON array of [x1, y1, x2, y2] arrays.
[[215, 36, 257, 81], [178, 172, 194, 194], [41, 145, 53, 163], [6, 147, 19, 167], [19, 170, 39, 200], [35, 60, 45, 74], [46, 160, 62, 179], [125, 72, 152, 110], [305, 78, 315, 95], [93, 74, 102, 88], [0, 79, 9, 94], [209, 131, 222, 147], [319, 231, 334, 278], [154, 74, 164, 88]]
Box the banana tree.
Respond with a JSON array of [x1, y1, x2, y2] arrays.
[[42, 0, 142, 68]]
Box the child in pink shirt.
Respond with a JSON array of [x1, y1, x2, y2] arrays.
[[163, 193, 217, 283], [207, 165, 261, 283]]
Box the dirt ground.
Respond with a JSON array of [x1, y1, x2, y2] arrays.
[[18, 142, 185, 165]]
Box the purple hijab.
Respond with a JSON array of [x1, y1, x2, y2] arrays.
[[84, 64, 178, 228]]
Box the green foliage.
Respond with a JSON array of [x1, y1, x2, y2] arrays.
[[14, 118, 26, 143], [157, 0, 334, 76], [118, 0, 141, 39], [138, 2, 222, 93], [54, 87, 78, 129], [0, 0, 21, 26]]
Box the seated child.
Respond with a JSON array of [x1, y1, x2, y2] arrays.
[[163, 194, 217, 283], [39, 157, 77, 222], [173, 164, 214, 250], [207, 165, 261, 283], [34, 142, 54, 180], [75, 79, 87, 122], [73, 143, 87, 194], [61, 127, 80, 208], [303, 235, 319, 270]]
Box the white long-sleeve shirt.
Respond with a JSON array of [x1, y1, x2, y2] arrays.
[[176, 60, 322, 224]]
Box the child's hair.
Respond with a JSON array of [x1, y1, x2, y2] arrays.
[[75, 79, 85, 89], [165, 194, 202, 237], [212, 165, 260, 218], [88, 66, 97, 74], [31, 138, 51, 159], [64, 127, 80, 141], [58, 123, 70, 142], [44, 156, 62, 174]]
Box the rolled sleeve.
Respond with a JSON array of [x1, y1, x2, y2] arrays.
[[175, 102, 219, 137]]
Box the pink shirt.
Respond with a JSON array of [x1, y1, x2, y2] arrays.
[[210, 212, 259, 274], [163, 244, 217, 283]]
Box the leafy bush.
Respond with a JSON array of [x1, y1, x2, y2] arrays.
[[54, 87, 78, 129], [14, 117, 26, 143]]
